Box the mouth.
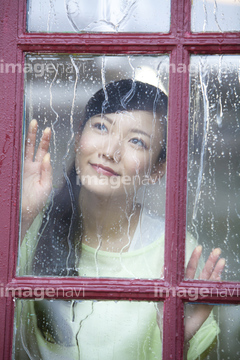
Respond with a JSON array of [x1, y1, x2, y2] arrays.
[[90, 163, 120, 177]]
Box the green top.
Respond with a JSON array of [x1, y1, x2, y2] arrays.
[[15, 214, 219, 360]]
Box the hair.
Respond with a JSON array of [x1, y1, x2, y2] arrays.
[[31, 79, 168, 276]]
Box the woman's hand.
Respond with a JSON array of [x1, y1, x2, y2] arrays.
[[21, 120, 52, 236], [184, 246, 225, 344]]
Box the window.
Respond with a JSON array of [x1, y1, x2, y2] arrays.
[[0, 0, 240, 359]]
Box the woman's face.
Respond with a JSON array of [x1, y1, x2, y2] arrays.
[[75, 110, 166, 197]]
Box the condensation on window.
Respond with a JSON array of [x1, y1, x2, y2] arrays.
[[184, 303, 240, 359], [27, 0, 171, 33], [187, 55, 240, 281], [18, 54, 169, 278], [191, 0, 240, 33], [12, 299, 163, 359]]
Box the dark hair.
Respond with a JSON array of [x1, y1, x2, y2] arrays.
[[31, 79, 168, 276]]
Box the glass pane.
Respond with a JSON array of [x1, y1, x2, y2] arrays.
[[185, 303, 240, 359], [13, 299, 163, 359], [187, 55, 240, 281], [27, 0, 171, 33], [192, 0, 240, 32], [18, 54, 169, 277]]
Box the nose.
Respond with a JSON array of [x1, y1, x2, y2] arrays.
[[101, 135, 122, 163]]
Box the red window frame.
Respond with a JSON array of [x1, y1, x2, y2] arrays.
[[0, 0, 240, 358]]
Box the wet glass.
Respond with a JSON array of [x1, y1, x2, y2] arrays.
[[187, 55, 240, 281], [18, 54, 169, 278], [191, 0, 240, 32], [13, 299, 163, 359], [184, 303, 240, 359], [27, 0, 171, 33]]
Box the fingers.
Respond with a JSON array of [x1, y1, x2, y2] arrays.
[[35, 127, 51, 163], [209, 258, 226, 281], [186, 246, 226, 281], [25, 120, 51, 163], [199, 248, 223, 280], [40, 153, 52, 189], [185, 245, 202, 280], [25, 119, 38, 161]]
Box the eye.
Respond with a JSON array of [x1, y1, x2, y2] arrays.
[[129, 138, 147, 149], [93, 122, 108, 133]]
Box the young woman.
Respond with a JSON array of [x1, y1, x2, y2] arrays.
[[16, 79, 225, 359]]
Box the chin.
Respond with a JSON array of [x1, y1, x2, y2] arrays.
[[80, 180, 135, 198]]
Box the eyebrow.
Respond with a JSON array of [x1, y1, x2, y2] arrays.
[[91, 114, 113, 124], [101, 114, 113, 124], [130, 129, 151, 138]]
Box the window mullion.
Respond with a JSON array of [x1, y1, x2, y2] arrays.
[[0, 1, 21, 359], [163, 42, 188, 358], [163, 1, 190, 358], [162, 297, 185, 359]]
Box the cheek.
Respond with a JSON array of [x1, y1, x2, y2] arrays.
[[76, 132, 99, 157], [75, 134, 93, 171], [123, 150, 152, 176], [78, 133, 92, 152]]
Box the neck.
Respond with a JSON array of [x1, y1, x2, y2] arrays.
[[79, 187, 141, 252]]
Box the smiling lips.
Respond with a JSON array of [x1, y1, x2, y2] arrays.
[[90, 163, 119, 177]]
